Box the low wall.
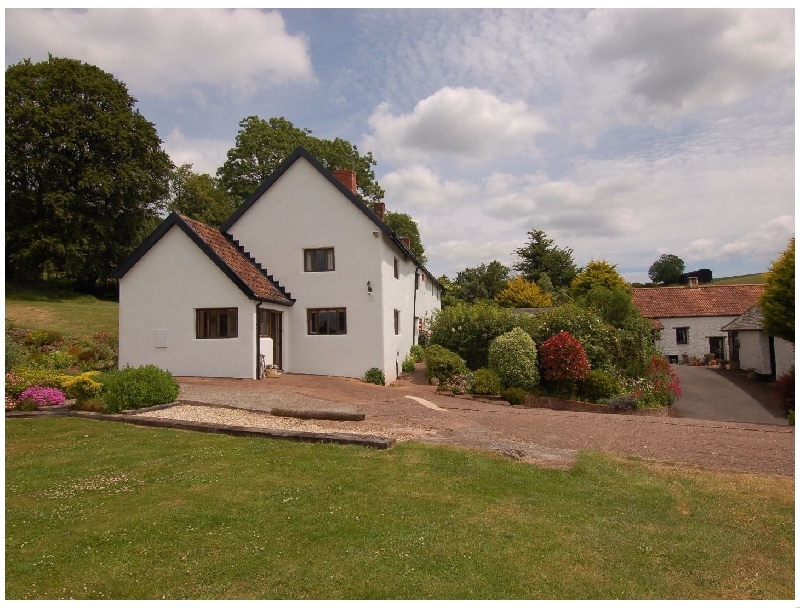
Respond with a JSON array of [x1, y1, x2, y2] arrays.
[[524, 395, 670, 417]]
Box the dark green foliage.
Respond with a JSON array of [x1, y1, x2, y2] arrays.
[[513, 230, 579, 289], [102, 365, 179, 413], [6, 334, 25, 370], [775, 368, 794, 412], [760, 238, 794, 343], [24, 329, 63, 348], [218, 116, 384, 205], [401, 357, 416, 374], [581, 369, 619, 403], [385, 212, 426, 264], [648, 254, 686, 285], [488, 328, 539, 391], [6, 56, 172, 287], [452, 261, 510, 303], [362, 367, 386, 386], [424, 345, 467, 383], [472, 368, 503, 395], [501, 387, 527, 405], [576, 286, 640, 329], [409, 344, 425, 363], [169, 164, 236, 228]]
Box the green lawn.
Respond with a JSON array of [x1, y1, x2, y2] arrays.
[[5, 287, 118, 338], [712, 273, 766, 285], [6, 418, 794, 600]]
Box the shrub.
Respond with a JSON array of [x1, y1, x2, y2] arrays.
[[409, 344, 425, 363], [425, 345, 467, 383], [6, 366, 67, 398], [502, 387, 527, 406], [472, 368, 503, 395], [401, 357, 416, 374], [24, 329, 63, 348], [17, 386, 66, 409], [5, 333, 25, 370], [102, 365, 179, 413], [59, 371, 103, 402], [28, 350, 78, 370], [609, 395, 637, 411], [581, 369, 619, 403], [440, 372, 474, 395], [74, 396, 106, 412], [775, 368, 794, 411], [362, 367, 386, 386], [488, 327, 539, 391], [539, 331, 591, 382], [642, 356, 682, 407]]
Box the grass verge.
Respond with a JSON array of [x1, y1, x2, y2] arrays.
[[712, 273, 766, 285], [5, 297, 118, 338], [5, 418, 794, 600]]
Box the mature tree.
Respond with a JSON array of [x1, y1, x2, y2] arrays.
[[495, 277, 552, 308], [6, 56, 172, 288], [453, 261, 510, 303], [436, 274, 463, 308], [217, 116, 384, 204], [571, 260, 630, 299], [385, 211, 426, 264], [169, 164, 236, 228], [760, 237, 794, 343], [576, 286, 640, 329], [648, 254, 685, 285], [513, 229, 579, 289]]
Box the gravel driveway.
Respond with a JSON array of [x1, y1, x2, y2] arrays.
[[137, 371, 794, 477]]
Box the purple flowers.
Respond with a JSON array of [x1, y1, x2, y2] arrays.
[[18, 386, 66, 407]]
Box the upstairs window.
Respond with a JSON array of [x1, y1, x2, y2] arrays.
[[308, 308, 347, 335], [394, 257, 399, 279], [197, 308, 238, 339], [676, 327, 689, 345], [415, 273, 419, 290], [394, 309, 400, 335], [304, 248, 335, 272]]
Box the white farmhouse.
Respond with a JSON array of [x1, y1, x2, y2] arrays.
[[721, 306, 794, 379], [632, 281, 763, 364], [115, 147, 441, 381]]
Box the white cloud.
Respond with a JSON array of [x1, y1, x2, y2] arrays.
[[5, 9, 314, 99], [381, 164, 481, 213], [163, 127, 230, 176], [365, 87, 547, 164], [685, 216, 795, 264]]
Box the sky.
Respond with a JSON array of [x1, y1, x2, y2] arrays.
[[5, 8, 796, 283]]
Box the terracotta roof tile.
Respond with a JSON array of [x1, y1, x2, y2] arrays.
[[180, 216, 293, 306], [632, 284, 763, 319]]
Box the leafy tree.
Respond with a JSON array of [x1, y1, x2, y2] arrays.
[[760, 237, 794, 343], [576, 286, 640, 329], [436, 274, 463, 308], [453, 261, 510, 303], [385, 211, 426, 264], [495, 277, 552, 308], [6, 56, 172, 288], [513, 230, 580, 289], [169, 164, 236, 228], [217, 116, 384, 204], [648, 254, 685, 285], [570, 260, 630, 299]]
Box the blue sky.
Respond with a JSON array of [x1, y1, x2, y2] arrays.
[[5, 8, 795, 282]]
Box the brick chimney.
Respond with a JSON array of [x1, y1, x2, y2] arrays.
[[372, 202, 386, 221], [400, 236, 412, 250], [333, 169, 357, 194]]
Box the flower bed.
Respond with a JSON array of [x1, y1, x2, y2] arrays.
[[524, 395, 670, 417]]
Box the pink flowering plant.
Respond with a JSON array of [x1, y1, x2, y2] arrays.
[[16, 385, 66, 410]]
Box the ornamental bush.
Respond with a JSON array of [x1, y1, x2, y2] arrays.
[[472, 368, 503, 395], [362, 367, 386, 386], [539, 331, 590, 382], [580, 369, 619, 403], [102, 365, 179, 414], [633, 356, 682, 407], [409, 344, 425, 363], [488, 327, 539, 391], [17, 385, 66, 409], [775, 368, 795, 412], [59, 371, 103, 403], [28, 350, 77, 370], [6, 366, 66, 398], [401, 356, 416, 374], [501, 387, 527, 406], [425, 344, 468, 383]]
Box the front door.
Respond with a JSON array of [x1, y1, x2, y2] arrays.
[[259, 309, 283, 369], [709, 337, 725, 361]]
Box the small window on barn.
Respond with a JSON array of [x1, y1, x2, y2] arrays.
[[196, 308, 238, 339], [676, 327, 689, 345], [304, 248, 335, 272]]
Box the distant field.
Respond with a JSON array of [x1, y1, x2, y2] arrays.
[[5, 285, 118, 337], [712, 273, 766, 285]]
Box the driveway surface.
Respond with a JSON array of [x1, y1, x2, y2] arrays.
[[671, 365, 789, 426], [175, 368, 794, 478]]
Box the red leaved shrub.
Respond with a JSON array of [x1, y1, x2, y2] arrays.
[[776, 368, 795, 411], [539, 331, 590, 382]]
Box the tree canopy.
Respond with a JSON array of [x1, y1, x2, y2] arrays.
[[385, 211, 426, 264], [495, 277, 552, 308], [760, 237, 794, 343], [513, 230, 579, 289], [570, 260, 630, 300], [648, 254, 685, 285], [168, 165, 236, 228], [217, 116, 384, 204], [453, 261, 510, 303], [5, 55, 172, 288]]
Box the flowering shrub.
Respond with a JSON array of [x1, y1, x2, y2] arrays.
[[425, 345, 467, 383], [6, 395, 17, 410], [6, 367, 65, 398], [539, 331, 590, 382], [440, 372, 474, 395], [775, 368, 794, 412], [624, 356, 682, 408], [17, 385, 66, 409], [488, 327, 539, 391], [472, 368, 503, 395]]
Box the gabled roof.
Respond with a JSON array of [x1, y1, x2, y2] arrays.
[[720, 306, 764, 332], [632, 284, 763, 319], [219, 146, 442, 289], [114, 213, 294, 306]]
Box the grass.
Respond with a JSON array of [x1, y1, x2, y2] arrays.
[[6, 418, 794, 600], [712, 273, 766, 285], [5, 285, 118, 338]]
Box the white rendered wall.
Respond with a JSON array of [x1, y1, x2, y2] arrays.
[[414, 270, 441, 336], [735, 331, 771, 374], [774, 337, 795, 377], [380, 242, 417, 381], [656, 316, 736, 361], [119, 226, 266, 379], [226, 157, 386, 380]]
